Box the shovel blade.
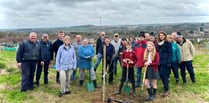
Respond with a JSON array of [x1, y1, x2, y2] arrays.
[[123, 84, 131, 95], [87, 82, 95, 92]]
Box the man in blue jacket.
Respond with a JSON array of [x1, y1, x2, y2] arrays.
[[35, 34, 53, 85]]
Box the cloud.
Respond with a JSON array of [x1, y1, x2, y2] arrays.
[[0, 0, 209, 28]]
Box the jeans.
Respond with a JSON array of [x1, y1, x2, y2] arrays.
[[94, 53, 103, 72], [179, 61, 195, 83], [170, 62, 179, 80], [136, 67, 142, 86], [159, 65, 171, 92], [112, 55, 121, 75]]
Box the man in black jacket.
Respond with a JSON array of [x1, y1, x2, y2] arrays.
[[52, 31, 65, 84], [93, 31, 105, 72]]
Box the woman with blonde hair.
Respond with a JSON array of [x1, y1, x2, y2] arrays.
[[143, 41, 159, 101], [56, 35, 76, 97]]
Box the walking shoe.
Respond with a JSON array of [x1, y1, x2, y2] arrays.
[[132, 93, 136, 97], [20, 90, 27, 92], [175, 79, 179, 85], [108, 82, 113, 85], [113, 91, 121, 95], [35, 81, 39, 86], [135, 83, 140, 88], [162, 91, 170, 97], [58, 92, 64, 97], [56, 79, 60, 84], [65, 91, 71, 94]]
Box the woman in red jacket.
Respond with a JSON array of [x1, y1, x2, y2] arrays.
[[144, 41, 160, 101], [114, 42, 137, 96]]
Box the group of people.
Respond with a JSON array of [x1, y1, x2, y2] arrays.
[[16, 30, 196, 101], [91, 31, 195, 101]]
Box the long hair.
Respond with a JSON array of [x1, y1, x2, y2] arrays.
[[144, 41, 156, 61], [157, 31, 167, 42]]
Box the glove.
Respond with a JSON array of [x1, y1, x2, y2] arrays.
[[86, 56, 92, 61], [167, 64, 171, 68]]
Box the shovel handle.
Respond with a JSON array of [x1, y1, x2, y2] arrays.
[[141, 65, 148, 90]]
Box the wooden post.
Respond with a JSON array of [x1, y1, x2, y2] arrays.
[[102, 45, 106, 102]]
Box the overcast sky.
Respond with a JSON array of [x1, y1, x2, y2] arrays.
[[0, 0, 209, 29]]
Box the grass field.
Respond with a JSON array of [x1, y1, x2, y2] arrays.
[[0, 48, 208, 103]]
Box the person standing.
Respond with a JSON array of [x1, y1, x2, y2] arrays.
[[167, 35, 181, 84], [157, 31, 172, 97], [144, 41, 160, 101], [176, 32, 195, 84], [94, 32, 105, 72], [78, 38, 99, 88], [52, 31, 65, 84], [35, 34, 53, 85], [56, 35, 76, 97], [135, 32, 147, 87], [171, 32, 178, 42], [71, 34, 82, 80], [111, 33, 121, 75], [118, 38, 128, 57], [16, 32, 44, 92], [114, 42, 137, 96], [149, 32, 158, 51], [128, 35, 136, 50], [103, 37, 115, 85], [145, 32, 150, 41]]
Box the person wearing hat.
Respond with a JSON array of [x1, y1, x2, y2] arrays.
[[176, 32, 195, 84], [111, 33, 122, 75], [35, 34, 53, 85], [149, 32, 158, 51], [135, 31, 147, 87], [157, 31, 172, 97]]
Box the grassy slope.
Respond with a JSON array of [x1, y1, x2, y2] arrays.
[[0, 50, 208, 103]]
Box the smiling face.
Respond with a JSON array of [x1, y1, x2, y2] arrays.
[[159, 33, 166, 41], [83, 38, 88, 46], [126, 43, 132, 50], [63, 36, 71, 45], [147, 42, 154, 52], [105, 38, 110, 45], [29, 32, 37, 43]]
